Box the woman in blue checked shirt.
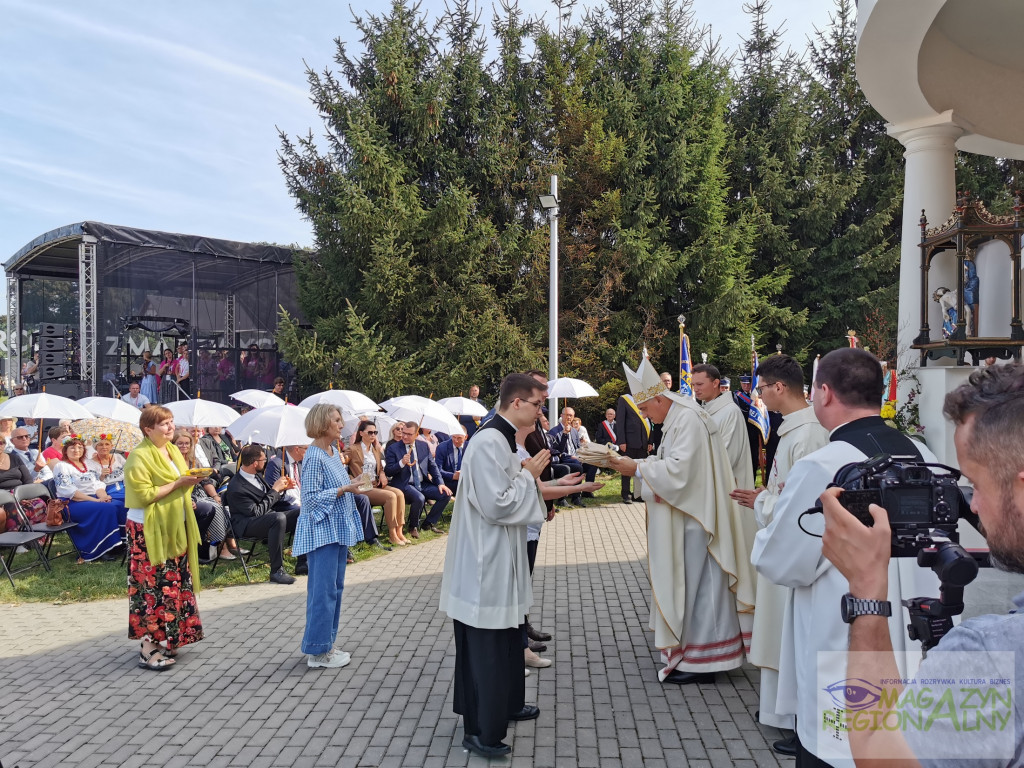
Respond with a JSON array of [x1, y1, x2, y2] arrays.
[[295, 403, 366, 669]]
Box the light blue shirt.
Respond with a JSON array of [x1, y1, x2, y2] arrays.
[[292, 444, 363, 556]]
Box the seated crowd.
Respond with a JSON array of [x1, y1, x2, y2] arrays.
[[2, 383, 606, 586]]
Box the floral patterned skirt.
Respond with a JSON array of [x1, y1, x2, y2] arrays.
[[126, 520, 204, 648]]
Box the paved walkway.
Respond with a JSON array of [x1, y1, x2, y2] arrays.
[[0, 502, 791, 768]]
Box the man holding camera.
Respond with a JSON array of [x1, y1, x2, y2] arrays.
[[751, 348, 941, 766], [819, 363, 1024, 767]]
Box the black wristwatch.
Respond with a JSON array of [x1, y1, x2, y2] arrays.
[[841, 593, 892, 624]]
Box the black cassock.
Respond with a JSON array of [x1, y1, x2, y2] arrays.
[[453, 620, 525, 745]]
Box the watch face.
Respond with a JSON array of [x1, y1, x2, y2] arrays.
[[841, 594, 853, 623]]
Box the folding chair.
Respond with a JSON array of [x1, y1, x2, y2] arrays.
[[13, 483, 81, 563], [0, 490, 50, 589], [209, 510, 255, 582]]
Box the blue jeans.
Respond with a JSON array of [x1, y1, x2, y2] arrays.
[[300, 543, 348, 655]]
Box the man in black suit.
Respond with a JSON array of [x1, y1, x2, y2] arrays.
[[224, 444, 300, 584], [384, 421, 452, 538], [615, 393, 651, 503], [434, 430, 467, 496]]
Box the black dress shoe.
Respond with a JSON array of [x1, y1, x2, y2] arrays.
[[526, 624, 552, 642], [621, 496, 633, 504], [294, 564, 308, 576], [528, 639, 547, 653], [772, 733, 800, 756], [373, 540, 392, 551], [663, 670, 717, 685], [462, 735, 511, 757], [509, 704, 540, 721]]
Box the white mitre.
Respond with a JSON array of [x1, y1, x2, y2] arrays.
[[622, 353, 690, 407]]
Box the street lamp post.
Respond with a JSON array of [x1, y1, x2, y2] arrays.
[[539, 175, 559, 417]]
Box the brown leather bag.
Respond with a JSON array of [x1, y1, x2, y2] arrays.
[[45, 498, 67, 527]]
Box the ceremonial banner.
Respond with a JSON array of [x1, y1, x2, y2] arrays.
[[678, 324, 694, 397], [748, 338, 770, 442]]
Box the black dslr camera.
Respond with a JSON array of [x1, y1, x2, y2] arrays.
[[804, 454, 989, 652], [827, 454, 963, 548]]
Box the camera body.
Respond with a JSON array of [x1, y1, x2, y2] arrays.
[[831, 454, 964, 547]]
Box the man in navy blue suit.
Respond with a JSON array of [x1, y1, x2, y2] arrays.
[[384, 421, 453, 538], [434, 430, 467, 496]]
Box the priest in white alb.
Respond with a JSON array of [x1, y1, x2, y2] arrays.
[[608, 354, 758, 684], [691, 363, 753, 486], [729, 354, 828, 757]]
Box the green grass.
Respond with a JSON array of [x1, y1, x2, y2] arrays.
[[0, 471, 627, 604]]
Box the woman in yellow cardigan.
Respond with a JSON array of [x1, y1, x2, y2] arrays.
[[123, 405, 203, 671]]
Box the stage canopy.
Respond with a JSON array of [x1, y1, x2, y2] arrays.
[[5, 221, 308, 395]]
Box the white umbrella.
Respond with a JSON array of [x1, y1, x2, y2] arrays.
[[0, 392, 92, 421], [76, 396, 142, 426], [437, 396, 488, 418], [547, 377, 599, 398], [297, 389, 379, 415], [379, 395, 463, 435], [227, 404, 312, 448], [341, 412, 399, 443], [166, 399, 240, 428], [230, 389, 286, 409]]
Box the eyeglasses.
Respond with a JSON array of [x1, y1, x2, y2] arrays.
[[365, 430, 378, 435], [756, 383, 774, 395], [521, 398, 546, 410], [12, 434, 29, 439]]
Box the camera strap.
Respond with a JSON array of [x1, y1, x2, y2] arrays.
[[830, 416, 924, 462]]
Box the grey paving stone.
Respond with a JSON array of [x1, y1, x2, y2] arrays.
[[0, 503, 779, 768]]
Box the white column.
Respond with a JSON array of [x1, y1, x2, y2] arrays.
[[887, 112, 965, 377]]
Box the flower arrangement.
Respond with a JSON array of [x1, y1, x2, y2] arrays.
[[881, 373, 925, 442], [61, 433, 81, 445]]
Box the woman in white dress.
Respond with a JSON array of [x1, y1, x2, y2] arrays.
[[53, 437, 127, 562]]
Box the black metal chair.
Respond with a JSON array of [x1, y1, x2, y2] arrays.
[[208, 510, 255, 582], [0, 489, 50, 589], [13, 483, 81, 563]]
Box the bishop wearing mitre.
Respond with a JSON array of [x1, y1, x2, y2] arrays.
[[609, 353, 758, 684]]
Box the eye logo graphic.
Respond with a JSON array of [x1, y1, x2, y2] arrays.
[[823, 679, 883, 711]]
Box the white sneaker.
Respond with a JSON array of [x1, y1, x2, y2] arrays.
[[308, 649, 351, 669]]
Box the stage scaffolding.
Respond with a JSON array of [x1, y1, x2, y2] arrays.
[[4, 222, 307, 399]]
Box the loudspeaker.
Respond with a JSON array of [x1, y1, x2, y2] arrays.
[[39, 323, 72, 338], [39, 364, 70, 380], [40, 350, 73, 366], [41, 379, 89, 399], [39, 337, 67, 352]]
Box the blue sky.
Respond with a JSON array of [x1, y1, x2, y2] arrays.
[[1, 0, 835, 262]]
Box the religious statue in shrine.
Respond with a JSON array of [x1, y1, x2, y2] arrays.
[[963, 252, 979, 337], [932, 287, 965, 339]]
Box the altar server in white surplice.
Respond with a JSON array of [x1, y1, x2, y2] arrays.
[[609, 354, 757, 685], [729, 354, 827, 755], [691, 363, 753, 486], [439, 373, 550, 759]]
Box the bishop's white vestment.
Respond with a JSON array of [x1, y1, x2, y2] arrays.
[[703, 393, 753, 487], [747, 406, 828, 729], [636, 397, 758, 679]]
